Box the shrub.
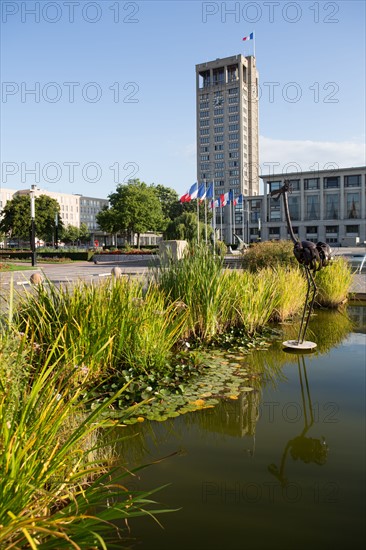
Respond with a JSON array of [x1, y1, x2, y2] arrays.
[[315, 257, 353, 307], [242, 240, 297, 272]]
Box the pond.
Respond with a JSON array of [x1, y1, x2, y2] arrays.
[[112, 306, 366, 550]]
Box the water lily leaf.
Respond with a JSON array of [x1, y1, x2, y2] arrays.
[[242, 387, 254, 392]]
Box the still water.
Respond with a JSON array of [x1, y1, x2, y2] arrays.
[[114, 307, 366, 550]]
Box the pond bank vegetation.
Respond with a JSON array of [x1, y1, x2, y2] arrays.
[[0, 243, 354, 547]]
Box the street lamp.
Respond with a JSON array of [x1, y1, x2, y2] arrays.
[[54, 211, 59, 249], [30, 187, 37, 266]]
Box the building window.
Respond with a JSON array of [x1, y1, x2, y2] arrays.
[[229, 124, 239, 131], [214, 117, 224, 125], [346, 192, 360, 218], [215, 171, 224, 178], [229, 178, 240, 185], [229, 133, 239, 141], [345, 174, 361, 187], [215, 153, 224, 160], [229, 142, 239, 149], [229, 105, 238, 113], [215, 162, 224, 169], [214, 108, 224, 115], [345, 225, 359, 235], [229, 151, 238, 158], [325, 194, 339, 219], [269, 181, 282, 192], [304, 178, 319, 190], [200, 138, 209, 144], [201, 163, 210, 171], [228, 87, 238, 95], [201, 155, 210, 161], [200, 110, 209, 118], [228, 97, 238, 104], [269, 198, 281, 221], [306, 226, 318, 234], [269, 227, 280, 238], [324, 176, 340, 189], [326, 225, 338, 234], [214, 135, 224, 142], [306, 195, 320, 220], [214, 126, 224, 133], [229, 170, 239, 176], [288, 179, 300, 191], [213, 67, 225, 85], [214, 144, 223, 151], [229, 115, 239, 122], [201, 146, 209, 153], [288, 195, 300, 221], [229, 161, 239, 167], [200, 129, 209, 135], [200, 119, 209, 127]]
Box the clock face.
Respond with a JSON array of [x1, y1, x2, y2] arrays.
[[213, 96, 224, 106]]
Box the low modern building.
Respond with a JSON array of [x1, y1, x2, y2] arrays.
[[233, 166, 365, 246]]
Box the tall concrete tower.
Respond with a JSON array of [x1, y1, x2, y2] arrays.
[[196, 54, 259, 241]]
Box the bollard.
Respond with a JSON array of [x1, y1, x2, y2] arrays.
[[111, 267, 122, 279], [30, 273, 43, 285]]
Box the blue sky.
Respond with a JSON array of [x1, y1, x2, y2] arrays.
[[1, 0, 365, 199]]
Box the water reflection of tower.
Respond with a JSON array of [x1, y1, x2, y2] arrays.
[[195, 389, 260, 448], [268, 355, 329, 487]]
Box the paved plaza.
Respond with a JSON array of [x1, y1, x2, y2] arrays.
[[1, 247, 365, 299]]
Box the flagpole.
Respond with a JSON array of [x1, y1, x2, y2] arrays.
[[220, 204, 223, 242], [212, 178, 216, 253], [232, 191, 236, 244], [197, 193, 200, 244], [253, 30, 256, 57], [204, 180, 207, 244], [229, 191, 233, 245], [242, 197, 245, 243]]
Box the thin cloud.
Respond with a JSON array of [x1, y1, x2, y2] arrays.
[[259, 136, 365, 176]]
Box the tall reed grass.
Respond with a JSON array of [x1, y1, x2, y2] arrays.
[[315, 257, 353, 307], [152, 245, 232, 340], [0, 329, 172, 548], [14, 278, 186, 380]]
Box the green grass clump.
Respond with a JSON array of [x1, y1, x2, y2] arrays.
[[269, 266, 307, 322], [315, 257, 353, 307], [0, 330, 172, 548], [153, 244, 231, 340], [242, 240, 298, 272], [14, 277, 186, 381]]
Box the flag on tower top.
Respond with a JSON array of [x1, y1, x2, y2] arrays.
[[242, 32, 254, 41]]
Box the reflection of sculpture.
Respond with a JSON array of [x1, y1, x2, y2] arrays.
[[268, 355, 329, 486], [270, 181, 332, 348]]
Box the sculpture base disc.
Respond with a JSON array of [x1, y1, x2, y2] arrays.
[[283, 340, 317, 350]]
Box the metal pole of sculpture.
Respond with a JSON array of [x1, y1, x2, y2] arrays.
[[270, 180, 332, 350]]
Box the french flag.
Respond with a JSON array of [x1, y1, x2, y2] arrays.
[[180, 182, 198, 203], [242, 32, 254, 41]]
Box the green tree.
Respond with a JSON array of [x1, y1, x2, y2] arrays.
[[78, 223, 91, 244], [106, 179, 165, 248], [0, 194, 62, 243], [152, 184, 179, 222], [165, 211, 211, 243], [62, 225, 80, 245]]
